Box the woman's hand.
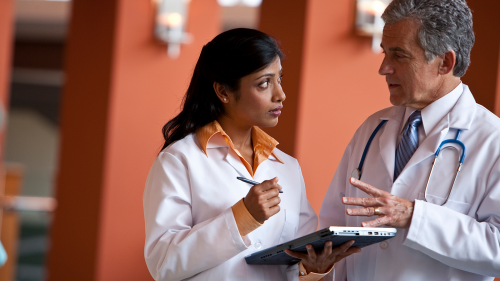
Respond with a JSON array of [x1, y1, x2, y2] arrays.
[[244, 177, 282, 223], [285, 240, 361, 274]]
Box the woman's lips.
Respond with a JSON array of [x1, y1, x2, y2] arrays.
[[269, 106, 283, 117]]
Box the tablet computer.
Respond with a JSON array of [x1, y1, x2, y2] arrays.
[[245, 226, 397, 265]]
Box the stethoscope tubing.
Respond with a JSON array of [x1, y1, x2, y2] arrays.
[[355, 119, 466, 207]]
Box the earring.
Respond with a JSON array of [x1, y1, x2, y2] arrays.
[[223, 98, 227, 101]]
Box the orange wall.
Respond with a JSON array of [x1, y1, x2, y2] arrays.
[[293, 0, 390, 214], [259, 0, 308, 156], [0, 0, 13, 155], [462, 0, 500, 114], [47, 0, 220, 280]]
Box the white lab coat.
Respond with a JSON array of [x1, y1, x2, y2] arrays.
[[144, 132, 318, 281], [319, 85, 500, 280]]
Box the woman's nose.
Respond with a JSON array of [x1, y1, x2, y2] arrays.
[[273, 84, 286, 102]]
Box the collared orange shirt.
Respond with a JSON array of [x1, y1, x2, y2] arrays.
[[196, 120, 284, 177]]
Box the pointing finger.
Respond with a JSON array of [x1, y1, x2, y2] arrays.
[[349, 178, 387, 197]]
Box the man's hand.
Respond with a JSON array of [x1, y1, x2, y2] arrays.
[[285, 241, 361, 274], [244, 177, 282, 223], [343, 178, 414, 228]]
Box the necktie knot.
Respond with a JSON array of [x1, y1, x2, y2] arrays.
[[408, 110, 422, 127]]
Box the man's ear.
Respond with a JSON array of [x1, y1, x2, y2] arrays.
[[213, 82, 230, 103], [438, 50, 456, 76]]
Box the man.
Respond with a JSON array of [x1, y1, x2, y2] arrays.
[[319, 0, 500, 280]]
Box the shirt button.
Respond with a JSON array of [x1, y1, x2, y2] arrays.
[[380, 242, 388, 249], [255, 242, 262, 249]]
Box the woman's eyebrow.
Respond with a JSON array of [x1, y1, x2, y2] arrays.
[[256, 68, 282, 80], [256, 73, 275, 79]]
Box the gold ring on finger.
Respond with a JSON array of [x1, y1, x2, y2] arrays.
[[374, 207, 380, 216]]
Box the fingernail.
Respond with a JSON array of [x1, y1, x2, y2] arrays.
[[342, 197, 347, 203], [361, 222, 366, 227], [347, 209, 352, 215]]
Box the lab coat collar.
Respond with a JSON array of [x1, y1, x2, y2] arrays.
[[402, 82, 464, 137], [395, 84, 477, 180], [448, 84, 476, 131], [379, 106, 406, 180], [207, 133, 276, 178]]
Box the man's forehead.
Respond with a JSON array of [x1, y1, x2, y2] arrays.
[[381, 19, 419, 50]]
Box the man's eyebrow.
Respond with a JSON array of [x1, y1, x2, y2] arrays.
[[389, 47, 410, 54]]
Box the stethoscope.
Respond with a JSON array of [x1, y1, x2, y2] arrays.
[[351, 119, 466, 206]]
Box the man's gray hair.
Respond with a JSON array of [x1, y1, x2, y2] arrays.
[[382, 0, 474, 77]]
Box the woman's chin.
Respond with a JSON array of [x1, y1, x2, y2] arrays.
[[259, 118, 279, 128]]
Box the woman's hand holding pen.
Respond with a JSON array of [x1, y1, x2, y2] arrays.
[[243, 177, 282, 223]]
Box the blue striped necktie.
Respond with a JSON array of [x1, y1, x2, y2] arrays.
[[394, 110, 422, 181]]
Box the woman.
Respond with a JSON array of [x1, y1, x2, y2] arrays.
[[143, 28, 359, 281]]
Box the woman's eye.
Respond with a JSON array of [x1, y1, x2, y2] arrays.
[[259, 81, 269, 88], [278, 75, 283, 84]]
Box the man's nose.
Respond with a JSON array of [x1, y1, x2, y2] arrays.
[[378, 57, 394, 76]]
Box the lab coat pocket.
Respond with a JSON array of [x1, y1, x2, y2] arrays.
[[278, 209, 299, 244], [417, 192, 471, 214]]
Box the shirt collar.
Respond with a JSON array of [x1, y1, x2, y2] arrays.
[[401, 82, 464, 136], [196, 120, 284, 164]]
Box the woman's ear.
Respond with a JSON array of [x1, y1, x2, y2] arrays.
[[213, 82, 230, 103], [438, 50, 456, 76]]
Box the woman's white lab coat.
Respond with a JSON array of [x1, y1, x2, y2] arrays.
[[319, 85, 500, 280], [144, 132, 317, 281]]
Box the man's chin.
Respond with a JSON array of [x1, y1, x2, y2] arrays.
[[389, 94, 405, 106]]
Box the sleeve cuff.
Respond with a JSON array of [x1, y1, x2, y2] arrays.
[[232, 198, 263, 237], [403, 199, 425, 248], [298, 260, 334, 281]]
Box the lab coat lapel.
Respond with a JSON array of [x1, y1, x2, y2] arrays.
[[399, 85, 477, 175], [206, 133, 254, 179], [378, 107, 405, 181], [402, 120, 449, 173], [225, 150, 253, 179]]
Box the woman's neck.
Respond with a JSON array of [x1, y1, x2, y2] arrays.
[[217, 115, 253, 151]]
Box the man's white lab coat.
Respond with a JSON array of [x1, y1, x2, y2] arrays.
[[320, 85, 500, 280]]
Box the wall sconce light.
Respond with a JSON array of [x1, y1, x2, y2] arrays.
[[217, 0, 262, 7], [355, 0, 391, 53], [155, 0, 192, 58]]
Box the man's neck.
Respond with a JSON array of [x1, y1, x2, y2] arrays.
[[431, 77, 461, 104]]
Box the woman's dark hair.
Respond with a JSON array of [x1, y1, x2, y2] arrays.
[[160, 28, 284, 151]]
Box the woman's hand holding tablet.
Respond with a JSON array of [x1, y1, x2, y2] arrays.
[[285, 240, 361, 274]]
